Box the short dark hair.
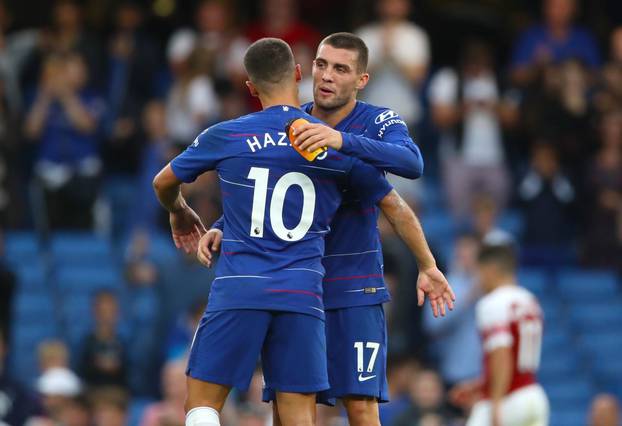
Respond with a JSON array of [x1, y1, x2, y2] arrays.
[[319, 32, 369, 73], [244, 38, 295, 88], [478, 242, 517, 273]]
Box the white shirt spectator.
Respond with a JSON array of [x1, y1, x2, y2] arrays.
[[166, 76, 220, 145], [357, 22, 429, 125], [429, 68, 504, 166]]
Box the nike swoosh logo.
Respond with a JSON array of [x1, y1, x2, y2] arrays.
[[358, 374, 377, 382]]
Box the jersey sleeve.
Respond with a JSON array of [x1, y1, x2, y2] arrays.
[[346, 158, 393, 206], [340, 109, 424, 179], [476, 295, 514, 353], [170, 124, 226, 183], [211, 215, 224, 231]]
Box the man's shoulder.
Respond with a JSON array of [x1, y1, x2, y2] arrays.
[[357, 102, 408, 139], [476, 288, 514, 325], [570, 26, 598, 43], [357, 101, 401, 122]]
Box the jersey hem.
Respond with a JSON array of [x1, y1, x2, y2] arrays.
[[206, 304, 325, 320], [186, 370, 248, 391], [323, 297, 391, 311], [264, 381, 330, 394]]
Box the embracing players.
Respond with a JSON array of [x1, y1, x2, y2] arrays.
[[154, 38, 453, 426], [201, 33, 453, 425]]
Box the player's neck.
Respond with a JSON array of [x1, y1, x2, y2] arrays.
[[311, 98, 357, 128], [259, 90, 301, 111], [489, 276, 516, 292]]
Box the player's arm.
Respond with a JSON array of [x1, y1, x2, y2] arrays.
[[154, 126, 223, 254], [292, 118, 424, 179], [153, 165, 205, 254], [477, 298, 514, 426], [488, 346, 514, 426], [378, 190, 455, 317]]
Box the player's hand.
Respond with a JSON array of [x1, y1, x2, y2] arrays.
[[292, 122, 343, 152], [197, 228, 223, 268], [449, 378, 483, 410], [416, 265, 456, 318], [169, 206, 206, 254]]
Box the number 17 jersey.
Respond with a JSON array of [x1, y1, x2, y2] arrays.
[[170, 105, 393, 319]]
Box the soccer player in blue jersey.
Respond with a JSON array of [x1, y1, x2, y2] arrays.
[[200, 33, 454, 426], [153, 38, 409, 426]]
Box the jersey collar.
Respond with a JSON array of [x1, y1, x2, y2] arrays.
[[306, 101, 364, 130]]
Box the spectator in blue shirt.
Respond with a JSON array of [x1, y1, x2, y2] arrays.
[[510, 0, 601, 86], [423, 234, 482, 387], [24, 51, 105, 229]]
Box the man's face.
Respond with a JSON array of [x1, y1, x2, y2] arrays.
[[312, 44, 366, 110], [545, 0, 575, 27]]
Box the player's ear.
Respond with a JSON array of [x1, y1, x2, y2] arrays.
[[294, 64, 302, 82], [246, 80, 259, 98], [356, 73, 369, 91]]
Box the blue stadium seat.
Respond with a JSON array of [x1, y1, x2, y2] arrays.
[[55, 264, 122, 292], [518, 267, 549, 296], [549, 409, 588, 426], [59, 294, 94, 348], [540, 349, 581, 381], [61, 293, 93, 317], [4, 231, 40, 266], [13, 261, 48, 291], [543, 377, 594, 407], [11, 291, 56, 323], [420, 178, 446, 210], [591, 353, 622, 382], [579, 332, 622, 357], [542, 327, 572, 349], [50, 232, 113, 266], [104, 176, 138, 238], [541, 299, 564, 324], [569, 303, 622, 333], [8, 349, 40, 387], [147, 233, 179, 263], [421, 211, 456, 243], [11, 324, 60, 349], [557, 269, 619, 301], [498, 209, 525, 238]]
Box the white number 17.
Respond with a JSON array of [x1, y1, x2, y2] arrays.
[[354, 341, 380, 373]]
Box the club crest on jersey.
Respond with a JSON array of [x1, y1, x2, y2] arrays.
[[374, 110, 398, 124]]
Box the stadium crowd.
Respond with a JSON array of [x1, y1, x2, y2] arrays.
[[0, 0, 622, 424]]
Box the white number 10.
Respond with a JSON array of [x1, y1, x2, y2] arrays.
[[247, 167, 316, 242], [354, 341, 380, 373]]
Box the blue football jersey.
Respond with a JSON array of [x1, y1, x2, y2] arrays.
[[302, 101, 423, 309], [170, 105, 393, 318]]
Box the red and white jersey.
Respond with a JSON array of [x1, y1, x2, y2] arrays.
[[476, 284, 543, 398]]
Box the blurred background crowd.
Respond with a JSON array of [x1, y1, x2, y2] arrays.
[[1, 0, 622, 424]]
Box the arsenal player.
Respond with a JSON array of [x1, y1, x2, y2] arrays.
[[451, 241, 549, 426]]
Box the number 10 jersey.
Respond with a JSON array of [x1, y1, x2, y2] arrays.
[[170, 105, 393, 319]]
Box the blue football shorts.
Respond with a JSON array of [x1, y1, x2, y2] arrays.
[[263, 304, 388, 404], [187, 309, 329, 393]]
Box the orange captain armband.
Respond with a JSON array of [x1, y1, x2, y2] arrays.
[[285, 118, 328, 162]]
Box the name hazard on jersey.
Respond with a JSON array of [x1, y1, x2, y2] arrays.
[[246, 132, 290, 153]]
